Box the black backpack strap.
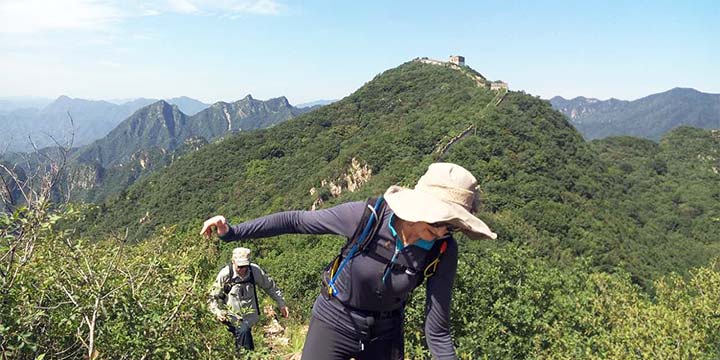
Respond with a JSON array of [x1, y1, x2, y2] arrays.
[[248, 263, 260, 315], [222, 263, 234, 295]]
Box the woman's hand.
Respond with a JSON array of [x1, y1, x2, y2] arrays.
[[201, 215, 229, 238]]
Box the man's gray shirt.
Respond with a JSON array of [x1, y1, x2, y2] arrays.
[[208, 263, 286, 327]]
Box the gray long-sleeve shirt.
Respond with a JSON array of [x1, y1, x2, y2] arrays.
[[219, 201, 458, 359]]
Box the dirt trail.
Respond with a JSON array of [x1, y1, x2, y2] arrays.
[[261, 305, 302, 359]]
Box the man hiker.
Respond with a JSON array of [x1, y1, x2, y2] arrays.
[[208, 247, 289, 353]]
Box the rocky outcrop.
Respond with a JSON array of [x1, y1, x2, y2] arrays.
[[68, 164, 101, 191], [309, 157, 372, 210]]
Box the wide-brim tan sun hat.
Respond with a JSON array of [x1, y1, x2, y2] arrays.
[[384, 163, 497, 240]]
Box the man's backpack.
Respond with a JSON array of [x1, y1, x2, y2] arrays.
[[321, 197, 449, 302], [222, 263, 260, 315]]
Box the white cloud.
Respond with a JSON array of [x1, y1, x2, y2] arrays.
[[140, 8, 163, 16], [98, 60, 123, 68], [230, 0, 283, 15], [0, 0, 285, 34], [162, 0, 286, 16], [166, 0, 199, 14], [0, 0, 124, 34]]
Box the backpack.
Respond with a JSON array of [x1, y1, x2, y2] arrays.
[[321, 197, 449, 302], [222, 263, 260, 315]]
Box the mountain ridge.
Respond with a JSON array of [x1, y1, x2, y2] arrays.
[[59, 95, 312, 202], [0, 95, 208, 152], [550, 87, 720, 140]]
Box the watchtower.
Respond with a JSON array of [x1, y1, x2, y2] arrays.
[[448, 55, 465, 66]]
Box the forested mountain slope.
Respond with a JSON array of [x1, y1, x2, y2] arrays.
[[87, 61, 720, 290], [89, 61, 592, 243], [588, 127, 720, 284]]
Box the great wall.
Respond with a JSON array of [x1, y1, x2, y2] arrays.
[[413, 55, 508, 91]]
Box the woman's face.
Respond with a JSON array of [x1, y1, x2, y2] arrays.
[[401, 221, 449, 244]]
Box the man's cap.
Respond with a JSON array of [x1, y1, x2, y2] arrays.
[[232, 247, 251, 266]]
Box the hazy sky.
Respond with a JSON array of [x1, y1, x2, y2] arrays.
[[1, 0, 717, 105]]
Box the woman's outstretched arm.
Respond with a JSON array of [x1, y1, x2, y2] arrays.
[[200, 201, 366, 242]]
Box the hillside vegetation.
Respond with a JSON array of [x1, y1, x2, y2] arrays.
[[2, 61, 719, 359]]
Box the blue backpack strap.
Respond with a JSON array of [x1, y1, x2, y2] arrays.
[[327, 197, 385, 297]]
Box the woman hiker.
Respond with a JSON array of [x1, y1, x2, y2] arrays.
[[201, 162, 497, 360]]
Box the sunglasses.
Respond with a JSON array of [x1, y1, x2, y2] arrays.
[[431, 222, 459, 233]]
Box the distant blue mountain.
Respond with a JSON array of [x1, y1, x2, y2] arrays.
[[73, 94, 308, 167], [550, 88, 720, 141], [296, 99, 337, 108], [0, 97, 53, 113], [165, 96, 209, 115], [0, 96, 210, 152], [0, 96, 155, 152], [107, 97, 209, 115], [1, 94, 311, 203]]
